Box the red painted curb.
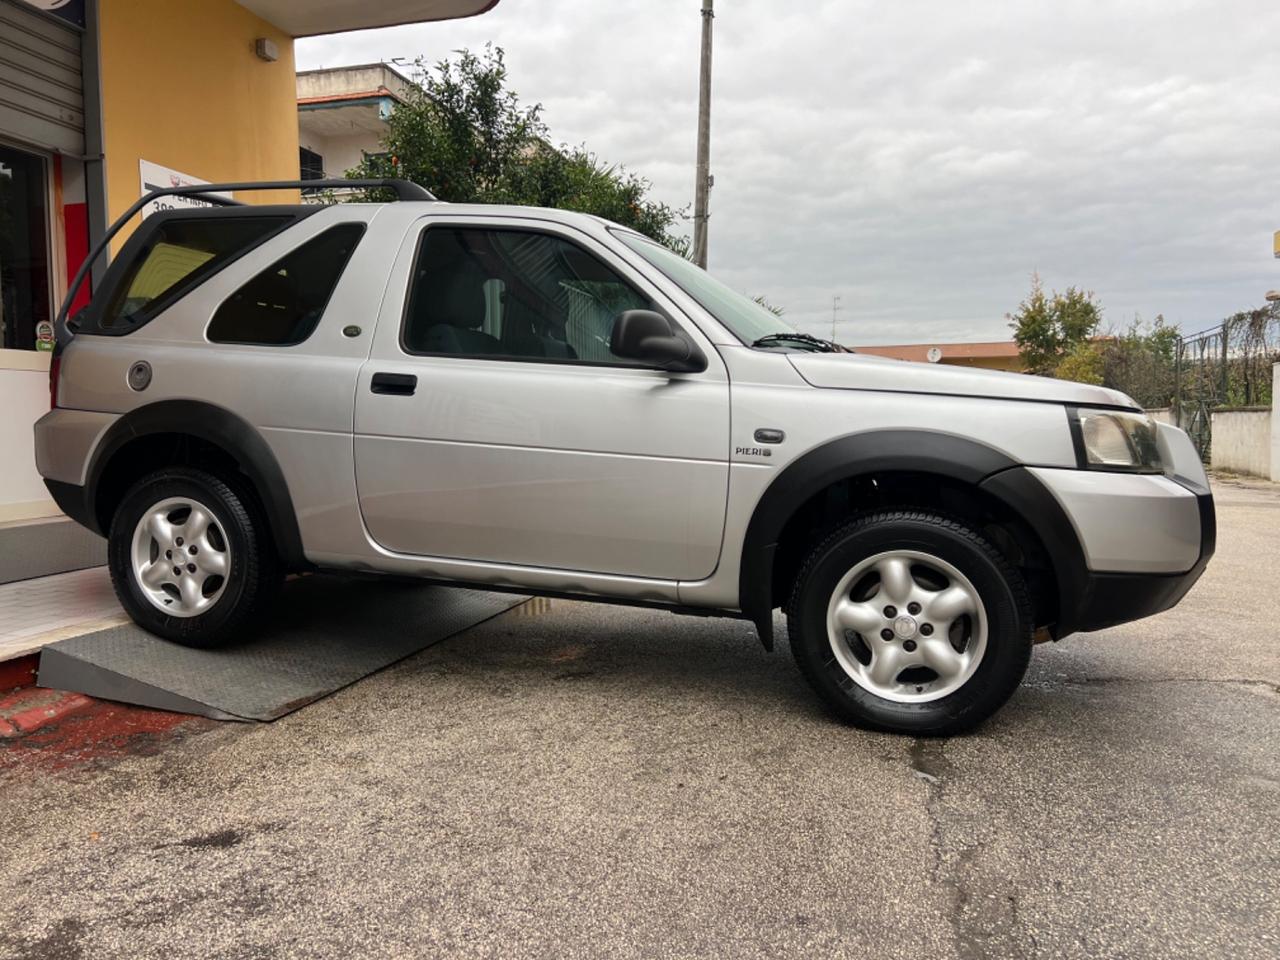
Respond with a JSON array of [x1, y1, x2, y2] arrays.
[[0, 655, 39, 692], [0, 691, 94, 738]]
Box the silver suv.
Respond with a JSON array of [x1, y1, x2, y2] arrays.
[[34, 179, 1215, 735]]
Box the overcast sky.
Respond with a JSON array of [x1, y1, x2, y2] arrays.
[[298, 0, 1280, 346]]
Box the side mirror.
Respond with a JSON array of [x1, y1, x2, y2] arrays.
[[610, 310, 707, 373]]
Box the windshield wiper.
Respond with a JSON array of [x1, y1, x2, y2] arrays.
[[751, 332, 843, 353]]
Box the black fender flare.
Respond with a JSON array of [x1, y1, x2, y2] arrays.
[[737, 430, 1089, 649], [84, 399, 306, 568]]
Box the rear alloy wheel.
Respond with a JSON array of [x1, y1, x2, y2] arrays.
[[786, 511, 1032, 735], [108, 467, 278, 648], [130, 496, 232, 618]]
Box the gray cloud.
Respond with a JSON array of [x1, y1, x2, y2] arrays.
[[298, 0, 1280, 344]]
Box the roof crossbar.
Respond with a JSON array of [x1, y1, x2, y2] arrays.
[[55, 179, 434, 340]]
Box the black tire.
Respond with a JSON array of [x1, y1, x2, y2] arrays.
[[107, 466, 279, 648], [785, 510, 1033, 736]]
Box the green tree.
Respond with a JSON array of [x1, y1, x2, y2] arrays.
[[351, 45, 685, 247], [1007, 273, 1102, 375], [1054, 340, 1104, 385]]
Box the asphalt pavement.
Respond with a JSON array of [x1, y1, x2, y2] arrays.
[[1, 476, 1277, 959]]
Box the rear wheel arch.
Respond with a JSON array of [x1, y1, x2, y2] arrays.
[[738, 430, 1087, 648], [87, 400, 306, 571]]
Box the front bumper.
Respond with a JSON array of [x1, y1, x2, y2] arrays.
[[1021, 418, 1216, 636], [982, 419, 1215, 640], [1071, 474, 1215, 632]]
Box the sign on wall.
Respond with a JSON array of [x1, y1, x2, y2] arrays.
[[138, 160, 230, 219], [17, 0, 85, 28]]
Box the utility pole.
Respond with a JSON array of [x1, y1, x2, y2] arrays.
[[831, 295, 842, 343], [692, 0, 714, 268]]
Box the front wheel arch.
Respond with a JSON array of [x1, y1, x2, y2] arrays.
[[737, 431, 1088, 648]]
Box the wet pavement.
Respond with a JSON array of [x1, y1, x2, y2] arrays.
[[1, 477, 1277, 959]]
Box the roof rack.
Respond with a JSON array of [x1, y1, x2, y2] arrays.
[[55, 178, 434, 341]]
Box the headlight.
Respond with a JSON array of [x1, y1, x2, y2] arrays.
[[1068, 407, 1162, 473]]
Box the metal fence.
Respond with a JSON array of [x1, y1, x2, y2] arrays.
[[1173, 306, 1280, 461]]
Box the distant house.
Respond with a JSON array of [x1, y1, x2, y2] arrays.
[[853, 340, 1026, 372], [296, 63, 414, 181]]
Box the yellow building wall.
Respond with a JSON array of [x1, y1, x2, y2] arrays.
[[98, 0, 300, 247]]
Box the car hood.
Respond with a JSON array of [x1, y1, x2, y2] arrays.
[[788, 352, 1137, 408]]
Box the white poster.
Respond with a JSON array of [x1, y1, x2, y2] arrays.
[[138, 160, 231, 219]]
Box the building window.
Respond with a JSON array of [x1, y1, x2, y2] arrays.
[[0, 144, 50, 351], [300, 147, 325, 181], [207, 224, 366, 346]]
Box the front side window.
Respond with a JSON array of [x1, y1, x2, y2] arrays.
[[102, 216, 287, 329], [402, 226, 656, 364], [208, 223, 365, 346]]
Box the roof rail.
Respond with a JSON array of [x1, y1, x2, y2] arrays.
[[54, 178, 433, 342]]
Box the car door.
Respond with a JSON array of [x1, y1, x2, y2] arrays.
[[353, 215, 730, 581]]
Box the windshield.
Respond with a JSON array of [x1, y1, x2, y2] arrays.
[[614, 231, 796, 345]]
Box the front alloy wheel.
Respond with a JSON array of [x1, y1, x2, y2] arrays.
[[827, 550, 987, 703], [787, 511, 1032, 735]]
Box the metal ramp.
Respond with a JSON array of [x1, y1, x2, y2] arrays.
[[37, 575, 526, 721]]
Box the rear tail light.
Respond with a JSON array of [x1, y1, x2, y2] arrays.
[[49, 353, 62, 409]]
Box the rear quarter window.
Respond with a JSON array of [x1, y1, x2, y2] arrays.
[[207, 223, 366, 346], [100, 216, 289, 329]]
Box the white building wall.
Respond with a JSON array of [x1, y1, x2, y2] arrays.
[[0, 356, 57, 520], [299, 128, 383, 178], [324, 132, 380, 177], [299, 128, 331, 162], [1273, 363, 1280, 482], [297, 64, 413, 102], [1211, 409, 1272, 478]]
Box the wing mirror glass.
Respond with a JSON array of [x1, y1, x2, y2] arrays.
[[609, 310, 707, 373]]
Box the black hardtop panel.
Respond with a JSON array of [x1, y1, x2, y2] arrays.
[[76, 206, 319, 336], [55, 178, 431, 345]]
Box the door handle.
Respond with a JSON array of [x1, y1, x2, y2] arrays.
[[370, 372, 417, 396]]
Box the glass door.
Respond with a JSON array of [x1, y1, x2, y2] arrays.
[[0, 143, 51, 352]]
